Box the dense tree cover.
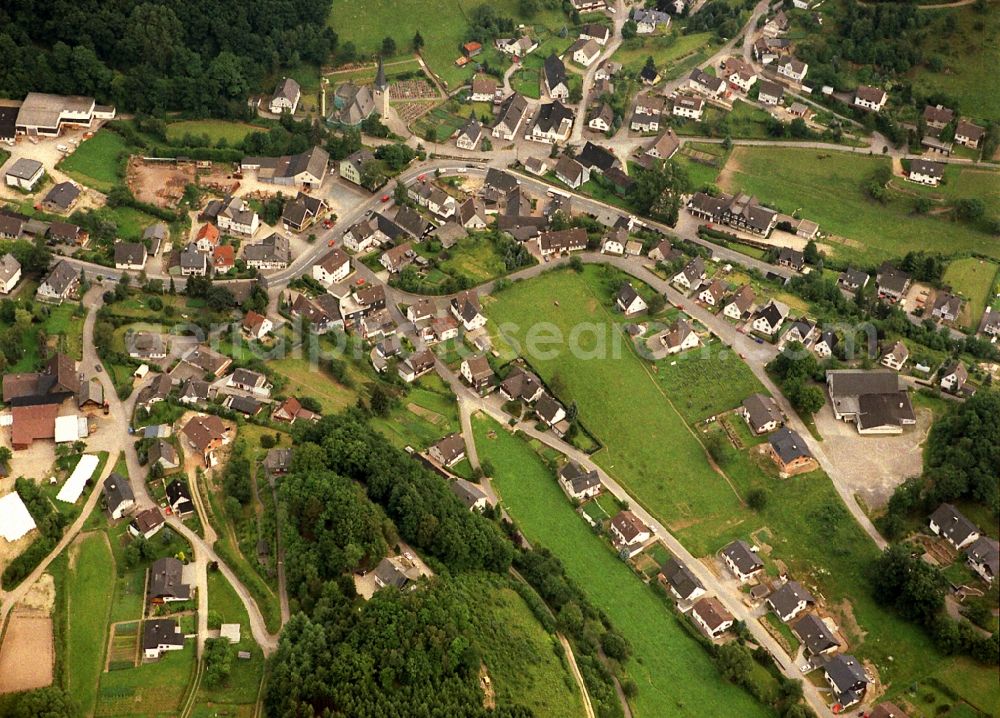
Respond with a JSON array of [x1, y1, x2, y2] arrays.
[[281, 467, 391, 612], [298, 411, 514, 575], [767, 342, 826, 419], [2, 477, 69, 586], [3, 686, 76, 718], [223, 440, 253, 506], [924, 390, 1000, 513], [0, 1, 336, 116], [683, 0, 746, 40], [203, 637, 235, 689], [467, 5, 518, 44], [626, 159, 689, 226], [267, 576, 539, 718]]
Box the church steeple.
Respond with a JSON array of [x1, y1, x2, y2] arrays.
[[375, 56, 387, 92]]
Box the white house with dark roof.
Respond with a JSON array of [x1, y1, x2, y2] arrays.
[[429, 433, 467, 468], [880, 341, 909, 371], [751, 300, 788, 336], [609, 510, 651, 557], [672, 257, 706, 290], [0, 254, 22, 294], [908, 159, 944, 187], [741, 393, 782, 434], [660, 557, 706, 604], [616, 283, 647, 316], [823, 654, 868, 708], [724, 285, 755, 320], [929, 503, 979, 550], [5, 158, 44, 191], [312, 247, 351, 286], [766, 580, 814, 622], [456, 117, 483, 150], [268, 77, 301, 114], [854, 85, 887, 112], [776, 56, 808, 82], [965, 537, 999, 585], [691, 596, 734, 638], [38, 260, 79, 302], [757, 79, 784, 106], [939, 362, 968, 393], [558, 462, 601, 500], [721, 540, 764, 583]]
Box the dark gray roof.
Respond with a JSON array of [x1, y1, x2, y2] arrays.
[[166, 479, 194, 514], [792, 613, 838, 654], [754, 302, 784, 329], [930, 503, 979, 546], [577, 142, 618, 173], [758, 79, 784, 100], [660, 557, 704, 600], [544, 53, 567, 90], [559, 461, 600, 493], [856, 392, 916, 431], [534, 101, 574, 134], [102, 472, 134, 512], [837, 268, 869, 290], [374, 557, 409, 589], [114, 241, 146, 266], [143, 619, 184, 651], [430, 433, 467, 464], [534, 392, 564, 423], [767, 580, 814, 619], [824, 654, 867, 700], [500, 366, 542, 402], [148, 557, 190, 600], [43, 182, 80, 210], [264, 447, 293, 473], [768, 427, 812, 464], [42, 260, 78, 295], [722, 540, 763, 575], [227, 394, 262, 416], [742, 393, 781, 429], [965, 537, 999, 579], [149, 439, 178, 466], [450, 479, 488, 509], [244, 233, 291, 265], [910, 159, 944, 179], [5, 158, 43, 181], [876, 263, 910, 294], [616, 282, 642, 308], [485, 168, 519, 194], [827, 370, 904, 398]]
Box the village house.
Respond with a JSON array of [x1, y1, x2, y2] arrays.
[[722, 57, 757, 92], [42, 181, 81, 213], [194, 223, 220, 253], [456, 116, 483, 150], [181, 414, 230, 466], [767, 580, 815, 622], [660, 557, 706, 604], [793, 613, 839, 657], [339, 148, 376, 187], [212, 245, 235, 274], [783, 318, 815, 346], [688, 68, 726, 99], [313, 247, 351, 285], [880, 341, 909, 371], [534, 392, 567, 431], [923, 104, 954, 130], [939, 361, 969, 394], [954, 120, 984, 149], [450, 290, 487, 331], [37, 260, 79, 302], [451, 478, 490, 512], [558, 462, 601, 500], [741, 393, 782, 434], [127, 331, 167, 360], [102, 473, 135, 520], [428, 433, 467, 468], [767, 427, 818, 476], [493, 93, 529, 140], [129, 507, 165, 539], [538, 228, 588, 257], [579, 23, 611, 45], [837, 268, 870, 295], [569, 37, 601, 67], [931, 291, 963, 322], [229, 367, 270, 396], [609, 510, 652, 557], [554, 155, 589, 189], [965, 537, 999, 585], [776, 56, 808, 82], [271, 396, 320, 425], [813, 330, 838, 359], [242, 145, 329, 188], [497, 36, 539, 58], [398, 349, 436, 383], [659, 318, 699, 354], [854, 85, 887, 112], [723, 285, 756, 320], [875, 263, 911, 303], [0, 254, 21, 296], [691, 596, 734, 638], [166, 479, 194, 516], [4, 158, 44, 191], [282, 193, 327, 232], [241, 311, 273, 341], [470, 74, 499, 102], [588, 103, 614, 133], [616, 282, 648, 316], [531, 101, 575, 143], [647, 129, 680, 160], [870, 703, 912, 718], [908, 159, 944, 187], [823, 655, 869, 708], [698, 278, 726, 306], [149, 439, 180, 470], [461, 354, 495, 393], [757, 79, 785, 106], [751, 300, 788, 336], [633, 7, 671, 33], [499, 366, 544, 404], [143, 619, 185, 659], [181, 345, 232, 377], [672, 257, 706, 290], [148, 557, 191, 603], [777, 247, 805, 271], [602, 227, 627, 255], [721, 539, 764, 583], [687, 191, 778, 236], [543, 54, 569, 100], [268, 77, 300, 114], [929, 503, 980, 550], [979, 307, 1000, 338], [215, 196, 259, 237]]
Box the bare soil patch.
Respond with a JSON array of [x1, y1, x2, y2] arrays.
[[0, 611, 54, 693], [127, 158, 195, 209]]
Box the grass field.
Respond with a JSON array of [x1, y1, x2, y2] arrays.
[[96, 642, 196, 717], [370, 373, 461, 449], [473, 415, 771, 718], [328, 0, 569, 90], [271, 356, 358, 413], [655, 340, 767, 424], [460, 575, 584, 718], [941, 257, 998, 330], [59, 130, 127, 192], [614, 31, 717, 78], [485, 266, 745, 548], [65, 533, 116, 717], [910, 6, 1000, 120], [165, 120, 260, 145], [719, 147, 1000, 264], [437, 235, 510, 284], [675, 142, 728, 190]]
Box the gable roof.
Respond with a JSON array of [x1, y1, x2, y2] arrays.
[[102, 472, 134, 511], [577, 142, 618, 172], [148, 557, 190, 600], [722, 540, 763, 575], [742, 393, 781, 428], [430, 433, 467, 464], [559, 461, 600, 493], [792, 613, 838, 654], [767, 580, 814, 617], [660, 557, 704, 599], [543, 53, 567, 89], [692, 596, 733, 631], [930, 503, 978, 546], [769, 427, 812, 465]]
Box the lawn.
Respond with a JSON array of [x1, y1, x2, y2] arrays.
[[437, 235, 512, 284], [96, 642, 196, 717], [165, 120, 261, 145], [411, 105, 469, 143], [613, 30, 717, 78], [65, 532, 116, 718], [654, 339, 767, 424], [719, 146, 1000, 264], [459, 575, 584, 718], [675, 143, 727, 190], [328, 0, 569, 90], [194, 570, 266, 712], [59, 129, 127, 192], [511, 67, 542, 100], [941, 257, 998, 330], [370, 373, 462, 449], [473, 414, 772, 718], [485, 266, 746, 548], [271, 356, 358, 413]]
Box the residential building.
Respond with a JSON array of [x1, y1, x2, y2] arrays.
[[741, 393, 782, 434], [194, 223, 220, 253], [538, 228, 587, 257], [143, 619, 185, 659], [767, 580, 814, 622], [569, 38, 601, 67], [37, 260, 79, 302], [793, 613, 839, 656], [602, 227, 626, 256], [823, 655, 868, 708], [4, 158, 44, 191], [875, 263, 911, 302], [854, 85, 887, 112], [687, 191, 778, 236], [543, 54, 569, 100], [268, 77, 300, 114], [179, 243, 207, 276], [493, 93, 529, 140], [554, 155, 589, 189], [451, 479, 489, 512], [0, 254, 22, 294], [450, 290, 487, 330], [813, 330, 838, 359], [212, 245, 234, 273], [870, 703, 911, 718], [757, 80, 784, 106], [129, 507, 165, 539], [499, 366, 544, 404], [767, 427, 818, 475], [939, 361, 968, 393], [229, 367, 270, 396], [880, 341, 909, 371], [776, 56, 808, 82], [558, 462, 601, 500], [589, 104, 614, 132], [837, 268, 869, 294], [979, 307, 1000, 337], [530, 101, 574, 143], [660, 557, 706, 603], [148, 557, 190, 603], [929, 504, 980, 550], [398, 349, 436, 383], [751, 300, 788, 335], [282, 193, 327, 232], [698, 278, 726, 306], [428, 433, 467, 468], [965, 537, 999, 585], [826, 369, 916, 434], [166, 479, 194, 516], [672, 257, 706, 290], [659, 318, 699, 354], [691, 596, 734, 638], [181, 414, 230, 466], [632, 7, 671, 33], [264, 448, 293, 476], [577, 142, 620, 174], [149, 439, 179, 470], [460, 355, 494, 392], [647, 130, 680, 160], [616, 282, 648, 316], [456, 116, 483, 150], [579, 23, 611, 44], [721, 540, 764, 582], [954, 120, 984, 149], [313, 247, 351, 285], [340, 148, 376, 187], [609, 510, 651, 556], [241, 311, 273, 341], [688, 68, 726, 99], [777, 247, 805, 271], [127, 331, 167, 360], [470, 75, 499, 102], [923, 104, 954, 130], [723, 285, 755, 320], [783, 318, 815, 345], [102, 473, 135, 520], [931, 291, 963, 322], [216, 196, 259, 237], [722, 57, 757, 92], [908, 159, 944, 186], [534, 393, 567, 429]]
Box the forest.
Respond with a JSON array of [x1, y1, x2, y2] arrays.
[[0, 0, 337, 116]]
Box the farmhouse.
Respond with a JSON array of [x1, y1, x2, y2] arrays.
[[776, 56, 808, 82], [616, 283, 648, 316], [826, 370, 915, 434], [954, 120, 984, 149], [659, 318, 699, 354], [823, 654, 868, 708], [691, 597, 734, 638], [558, 462, 601, 500], [767, 427, 818, 476], [686, 191, 777, 236], [428, 433, 467, 468], [723, 285, 755, 320], [660, 557, 706, 604], [569, 38, 601, 67], [143, 619, 185, 659], [268, 77, 300, 114], [767, 580, 814, 622], [721, 540, 764, 583], [793, 614, 839, 656], [609, 511, 652, 557], [741, 393, 782, 434], [908, 159, 944, 186], [129, 507, 165, 539], [965, 537, 999, 585], [929, 503, 980, 550], [672, 257, 706, 290], [757, 80, 784, 106]]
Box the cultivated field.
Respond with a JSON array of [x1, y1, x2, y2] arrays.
[[473, 414, 772, 718], [718, 147, 1000, 264], [59, 130, 127, 193]]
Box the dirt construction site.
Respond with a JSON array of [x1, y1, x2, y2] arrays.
[[0, 572, 55, 694], [126, 157, 195, 209]]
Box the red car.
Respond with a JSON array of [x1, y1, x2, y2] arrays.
[[381, 194, 390, 202]]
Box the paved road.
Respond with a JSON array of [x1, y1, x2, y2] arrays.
[[571, 0, 628, 144]]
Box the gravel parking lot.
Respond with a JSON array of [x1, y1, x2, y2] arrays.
[[813, 402, 932, 510]]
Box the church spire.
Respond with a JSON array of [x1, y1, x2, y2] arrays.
[[375, 56, 387, 92]]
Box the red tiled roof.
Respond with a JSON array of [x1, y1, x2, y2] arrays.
[[213, 244, 234, 267], [11, 403, 59, 448]]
